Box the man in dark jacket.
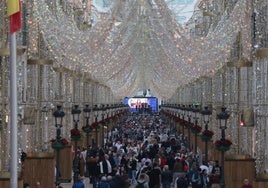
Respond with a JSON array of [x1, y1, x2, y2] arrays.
[[177, 174, 188, 188], [99, 154, 113, 176], [88, 155, 100, 188], [161, 165, 172, 188]]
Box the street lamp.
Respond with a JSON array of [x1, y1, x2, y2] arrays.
[[100, 104, 107, 147], [186, 105, 192, 148], [110, 104, 116, 139], [169, 105, 173, 135], [83, 104, 91, 177], [217, 107, 230, 188], [53, 105, 65, 186], [201, 106, 212, 165], [115, 104, 120, 125], [106, 104, 110, 142], [71, 105, 81, 183], [177, 104, 181, 134], [192, 104, 200, 154], [172, 105, 176, 134], [178, 105, 182, 134], [93, 104, 99, 146], [181, 105, 186, 135], [168, 107, 172, 135]]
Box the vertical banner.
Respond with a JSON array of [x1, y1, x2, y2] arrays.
[[7, 0, 22, 33]]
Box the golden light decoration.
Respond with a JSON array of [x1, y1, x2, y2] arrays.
[[26, 0, 253, 99]]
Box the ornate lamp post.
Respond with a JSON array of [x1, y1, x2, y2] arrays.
[[168, 107, 172, 135], [83, 104, 91, 177], [71, 105, 81, 183], [100, 104, 107, 147], [53, 105, 65, 186], [201, 106, 212, 165], [93, 104, 99, 146], [106, 104, 110, 142], [181, 105, 186, 135], [192, 104, 199, 154], [177, 104, 181, 134], [177, 104, 182, 135], [217, 107, 230, 188], [186, 105, 192, 147], [172, 105, 176, 134], [115, 104, 120, 126]]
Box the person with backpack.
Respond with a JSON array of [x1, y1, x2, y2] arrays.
[[136, 173, 149, 188], [187, 162, 197, 186], [191, 168, 203, 188], [176, 174, 188, 188]]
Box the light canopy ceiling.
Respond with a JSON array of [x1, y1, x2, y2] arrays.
[[31, 0, 252, 99]]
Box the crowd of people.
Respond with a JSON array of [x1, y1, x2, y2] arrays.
[[70, 113, 252, 188]]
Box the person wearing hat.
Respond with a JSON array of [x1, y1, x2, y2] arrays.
[[72, 176, 85, 188]]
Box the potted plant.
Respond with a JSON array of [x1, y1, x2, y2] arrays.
[[90, 122, 99, 130], [191, 125, 202, 134], [82, 125, 93, 133], [51, 138, 68, 150], [70, 128, 81, 141], [214, 139, 232, 152], [201, 130, 214, 141]]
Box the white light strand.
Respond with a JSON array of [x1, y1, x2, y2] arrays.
[[27, 0, 253, 98]]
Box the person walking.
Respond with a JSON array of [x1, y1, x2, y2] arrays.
[[176, 174, 188, 188], [172, 158, 184, 187], [130, 156, 138, 184], [191, 168, 203, 188], [136, 173, 149, 188], [209, 169, 220, 188], [161, 165, 172, 188], [98, 176, 110, 188], [88, 154, 100, 188], [73, 176, 85, 188], [148, 162, 162, 188], [99, 154, 113, 176]]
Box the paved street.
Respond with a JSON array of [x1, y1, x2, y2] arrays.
[[59, 178, 137, 188], [59, 180, 192, 188], [60, 177, 91, 188]]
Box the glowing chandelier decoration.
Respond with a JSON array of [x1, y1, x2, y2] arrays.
[[29, 0, 252, 98]]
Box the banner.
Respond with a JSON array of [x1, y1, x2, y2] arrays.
[[7, 0, 21, 33]]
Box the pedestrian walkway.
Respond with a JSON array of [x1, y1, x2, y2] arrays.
[[59, 181, 192, 188], [59, 178, 137, 188], [60, 182, 138, 188]]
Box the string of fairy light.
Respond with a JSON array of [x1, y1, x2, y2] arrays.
[[28, 0, 253, 99]]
